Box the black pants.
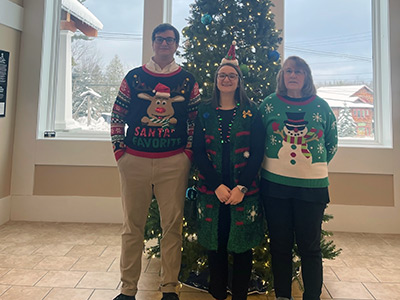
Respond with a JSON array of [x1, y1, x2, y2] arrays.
[[262, 195, 326, 300], [207, 202, 253, 300], [208, 248, 252, 300]]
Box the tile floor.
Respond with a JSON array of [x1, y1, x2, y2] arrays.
[[0, 221, 399, 300]]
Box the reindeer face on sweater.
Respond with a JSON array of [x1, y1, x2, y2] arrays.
[[138, 93, 185, 127]]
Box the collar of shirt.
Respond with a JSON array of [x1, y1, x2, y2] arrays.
[[145, 58, 180, 74]]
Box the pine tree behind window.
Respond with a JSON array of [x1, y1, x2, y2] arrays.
[[337, 104, 358, 137]]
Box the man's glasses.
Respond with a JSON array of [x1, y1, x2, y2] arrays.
[[154, 37, 176, 45], [217, 73, 239, 80]]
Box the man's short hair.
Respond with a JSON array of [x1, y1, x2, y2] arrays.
[[152, 23, 180, 45]]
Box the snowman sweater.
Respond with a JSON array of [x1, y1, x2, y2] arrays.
[[111, 59, 200, 161], [259, 93, 338, 188]]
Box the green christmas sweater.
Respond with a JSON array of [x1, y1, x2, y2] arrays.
[[195, 102, 264, 253], [259, 93, 338, 188]]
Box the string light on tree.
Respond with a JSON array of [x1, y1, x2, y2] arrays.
[[140, 0, 346, 294], [178, 0, 279, 102]]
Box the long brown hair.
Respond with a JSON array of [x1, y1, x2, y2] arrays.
[[207, 63, 252, 108], [276, 56, 316, 97]]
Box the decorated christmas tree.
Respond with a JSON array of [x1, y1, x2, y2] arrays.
[[144, 0, 341, 295], [145, 178, 341, 294], [337, 103, 358, 137], [180, 0, 282, 103]]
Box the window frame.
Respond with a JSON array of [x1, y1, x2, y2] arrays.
[[369, 0, 392, 149], [38, 0, 152, 140], [328, 0, 391, 149], [38, 0, 392, 150], [38, 0, 62, 138]]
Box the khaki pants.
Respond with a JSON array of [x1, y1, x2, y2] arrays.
[[117, 152, 191, 296]]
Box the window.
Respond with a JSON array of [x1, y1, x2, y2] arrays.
[[39, 0, 144, 138], [171, 0, 193, 65], [285, 0, 391, 147], [39, 0, 391, 147]]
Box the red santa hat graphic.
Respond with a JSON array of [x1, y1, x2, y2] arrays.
[[153, 83, 171, 98]]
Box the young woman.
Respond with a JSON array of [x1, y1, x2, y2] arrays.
[[259, 56, 338, 300], [193, 61, 265, 300]]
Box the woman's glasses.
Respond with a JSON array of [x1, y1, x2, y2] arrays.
[[217, 73, 239, 80], [283, 68, 305, 76]]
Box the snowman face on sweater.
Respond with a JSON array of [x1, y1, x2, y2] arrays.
[[283, 123, 308, 137]]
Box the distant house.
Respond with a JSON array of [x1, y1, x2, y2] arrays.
[[317, 85, 374, 137]]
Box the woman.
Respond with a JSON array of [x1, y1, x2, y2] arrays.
[[193, 61, 265, 300], [259, 56, 338, 300]]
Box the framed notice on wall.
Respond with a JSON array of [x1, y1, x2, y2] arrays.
[[0, 50, 10, 118]]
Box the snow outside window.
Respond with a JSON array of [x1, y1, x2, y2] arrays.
[[38, 0, 145, 138], [39, 0, 391, 147], [171, 0, 391, 147], [285, 0, 391, 147]]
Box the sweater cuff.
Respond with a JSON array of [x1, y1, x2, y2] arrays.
[[210, 180, 223, 192], [114, 149, 126, 161], [183, 149, 193, 162]]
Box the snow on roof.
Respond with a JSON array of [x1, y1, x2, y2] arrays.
[[80, 88, 101, 98], [317, 85, 372, 100], [62, 0, 103, 31], [318, 91, 357, 102], [318, 85, 371, 96], [317, 85, 373, 108], [324, 99, 373, 109]]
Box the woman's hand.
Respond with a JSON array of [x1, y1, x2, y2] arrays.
[[225, 186, 245, 205], [215, 184, 231, 203]]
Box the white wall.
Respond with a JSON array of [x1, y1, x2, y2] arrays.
[[0, 0, 23, 31], [0, 197, 11, 225], [9, 0, 400, 232], [0, 0, 23, 225]]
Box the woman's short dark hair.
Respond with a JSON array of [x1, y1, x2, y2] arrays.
[[276, 56, 316, 97], [152, 23, 180, 45], [208, 63, 252, 108]]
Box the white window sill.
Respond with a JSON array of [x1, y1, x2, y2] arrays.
[[338, 138, 393, 149], [39, 129, 111, 141]]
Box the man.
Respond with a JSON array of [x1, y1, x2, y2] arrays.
[[111, 23, 200, 300]]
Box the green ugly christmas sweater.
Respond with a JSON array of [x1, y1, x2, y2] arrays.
[[195, 102, 264, 253], [260, 93, 338, 188]]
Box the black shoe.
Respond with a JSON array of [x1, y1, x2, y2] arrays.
[[161, 292, 179, 300], [113, 294, 136, 300]]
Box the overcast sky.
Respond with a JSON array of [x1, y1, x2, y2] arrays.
[[284, 0, 372, 85], [79, 0, 373, 85], [83, 0, 144, 71]]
